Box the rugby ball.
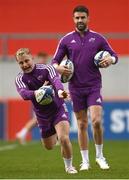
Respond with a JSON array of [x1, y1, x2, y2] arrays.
[[94, 51, 110, 67], [36, 85, 54, 105], [60, 59, 74, 83]]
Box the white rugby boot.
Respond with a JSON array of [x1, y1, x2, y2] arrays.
[[65, 166, 78, 174], [80, 161, 90, 171], [96, 157, 110, 170]]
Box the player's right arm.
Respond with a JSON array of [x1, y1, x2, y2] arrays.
[[52, 38, 71, 76], [15, 73, 35, 100]]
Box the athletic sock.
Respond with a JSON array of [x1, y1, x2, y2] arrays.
[[80, 150, 89, 163], [17, 128, 28, 138], [63, 157, 72, 168], [95, 144, 103, 158]]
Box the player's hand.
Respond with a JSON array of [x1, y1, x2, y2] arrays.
[[34, 88, 45, 103], [58, 90, 69, 99], [99, 54, 114, 68], [43, 81, 49, 86], [54, 64, 72, 75]]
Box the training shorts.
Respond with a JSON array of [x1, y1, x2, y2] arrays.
[[37, 103, 69, 138], [70, 87, 103, 112]]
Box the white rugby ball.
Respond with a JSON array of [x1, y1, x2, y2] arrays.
[[60, 59, 74, 83], [94, 51, 110, 67], [38, 85, 54, 105]]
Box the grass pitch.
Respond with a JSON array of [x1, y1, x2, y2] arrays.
[[0, 140, 129, 179]]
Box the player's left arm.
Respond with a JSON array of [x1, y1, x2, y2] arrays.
[[99, 36, 118, 68], [99, 53, 115, 68]]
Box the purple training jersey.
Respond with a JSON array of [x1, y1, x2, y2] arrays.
[[15, 64, 65, 121], [52, 29, 118, 91]]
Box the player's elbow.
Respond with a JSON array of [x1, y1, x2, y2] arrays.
[[22, 96, 29, 100], [20, 94, 30, 100]]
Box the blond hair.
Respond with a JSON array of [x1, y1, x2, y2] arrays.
[[15, 48, 31, 60]]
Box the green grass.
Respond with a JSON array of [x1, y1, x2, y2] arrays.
[[0, 140, 129, 179]]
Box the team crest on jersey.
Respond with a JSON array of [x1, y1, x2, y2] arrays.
[[37, 75, 43, 81], [89, 37, 96, 42]]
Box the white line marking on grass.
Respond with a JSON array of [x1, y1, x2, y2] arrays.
[[0, 144, 18, 151], [0, 141, 39, 152]]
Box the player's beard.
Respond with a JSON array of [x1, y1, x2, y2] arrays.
[[76, 22, 86, 32]]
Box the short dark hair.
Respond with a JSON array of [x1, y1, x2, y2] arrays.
[[73, 5, 89, 16]]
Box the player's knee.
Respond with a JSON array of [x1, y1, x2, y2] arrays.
[[59, 135, 69, 146], [92, 118, 101, 129], [44, 144, 54, 150], [78, 120, 88, 130]]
